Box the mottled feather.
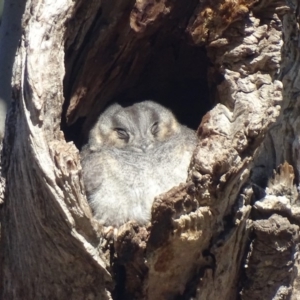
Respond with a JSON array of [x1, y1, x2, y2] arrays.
[[81, 101, 197, 226]]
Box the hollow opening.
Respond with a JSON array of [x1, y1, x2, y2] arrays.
[[63, 33, 211, 147], [62, 10, 214, 300], [113, 42, 210, 130]]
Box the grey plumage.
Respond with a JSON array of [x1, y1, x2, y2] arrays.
[[81, 101, 197, 226]]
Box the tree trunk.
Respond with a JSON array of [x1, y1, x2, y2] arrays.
[[1, 0, 299, 299]]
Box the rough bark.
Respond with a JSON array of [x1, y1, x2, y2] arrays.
[[1, 0, 300, 299]]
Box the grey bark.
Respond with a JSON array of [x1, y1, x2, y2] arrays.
[[1, 0, 300, 299]]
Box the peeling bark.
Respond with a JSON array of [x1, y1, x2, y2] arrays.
[[1, 0, 300, 299]]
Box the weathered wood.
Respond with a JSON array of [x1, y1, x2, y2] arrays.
[[1, 0, 111, 298], [1, 0, 300, 299]]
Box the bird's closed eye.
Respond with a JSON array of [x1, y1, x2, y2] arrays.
[[115, 128, 129, 140], [151, 122, 159, 136]]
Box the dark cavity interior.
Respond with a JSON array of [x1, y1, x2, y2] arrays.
[[63, 18, 211, 148]]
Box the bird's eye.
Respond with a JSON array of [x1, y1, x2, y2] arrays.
[[115, 128, 129, 140], [151, 122, 159, 136]]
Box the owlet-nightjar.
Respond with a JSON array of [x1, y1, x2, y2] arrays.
[[81, 101, 197, 226]]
